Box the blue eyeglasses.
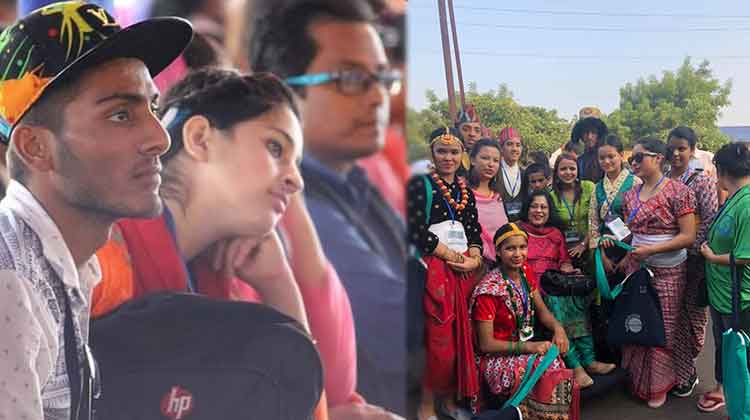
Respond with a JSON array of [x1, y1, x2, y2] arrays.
[[285, 68, 402, 96]]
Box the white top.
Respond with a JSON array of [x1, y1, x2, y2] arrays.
[[501, 160, 521, 198], [0, 181, 101, 420]]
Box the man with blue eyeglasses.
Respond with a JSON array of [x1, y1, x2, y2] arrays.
[[249, 0, 406, 417]]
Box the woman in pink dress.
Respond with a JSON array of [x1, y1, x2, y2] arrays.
[[468, 139, 509, 263]]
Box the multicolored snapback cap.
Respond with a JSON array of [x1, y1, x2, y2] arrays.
[[0, 1, 193, 144]]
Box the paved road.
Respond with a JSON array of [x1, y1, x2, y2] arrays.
[[585, 316, 727, 420]]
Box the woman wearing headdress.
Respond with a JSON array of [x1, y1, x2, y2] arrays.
[[497, 127, 525, 222], [471, 222, 578, 419], [618, 137, 696, 408], [408, 127, 483, 420]]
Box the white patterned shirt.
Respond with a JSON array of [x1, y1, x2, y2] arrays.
[[0, 181, 100, 420]]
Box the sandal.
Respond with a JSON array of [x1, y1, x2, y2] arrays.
[[647, 394, 667, 409], [697, 392, 726, 412]]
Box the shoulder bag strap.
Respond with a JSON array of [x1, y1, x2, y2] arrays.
[[422, 175, 433, 222], [63, 290, 92, 420], [732, 253, 741, 331], [685, 171, 701, 187], [594, 239, 635, 299], [595, 180, 606, 223]]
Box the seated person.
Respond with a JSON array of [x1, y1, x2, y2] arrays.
[[91, 68, 394, 419], [471, 223, 576, 417], [519, 191, 615, 388]]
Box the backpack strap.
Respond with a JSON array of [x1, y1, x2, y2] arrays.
[[502, 344, 561, 408]]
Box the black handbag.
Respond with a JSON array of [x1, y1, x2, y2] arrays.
[[606, 267, 666, 347], [540, 270, 596, 297]]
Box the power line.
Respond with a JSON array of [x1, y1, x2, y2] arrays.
[[410, 3, 750, 19], [456, 22, 750, 33], [454, 5, 750, 19], [417, 49, 750, 62]]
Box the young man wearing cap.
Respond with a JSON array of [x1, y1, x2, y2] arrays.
[[497, 127, 525, 222], [0, 2, 191, 419], [250, 0, 407, 415], [455, 104, 482, 172]]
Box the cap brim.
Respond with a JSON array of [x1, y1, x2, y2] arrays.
[[3, 18, 192, 145], [53, 17, 193, 84]]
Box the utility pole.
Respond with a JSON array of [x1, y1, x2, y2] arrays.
[[447, 0, 465, 109], [437, 0, 457, 121]]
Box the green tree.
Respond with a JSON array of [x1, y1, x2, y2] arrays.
[[407, 84, 570, 162], [615, 57, 732, 151]]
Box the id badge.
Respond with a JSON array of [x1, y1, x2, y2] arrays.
[[605, 216, 631, 241], [505, 201, 522, 217], [520, 326, 534, 342], [564, 229, 581, 244], [429, 220, 469, 253]]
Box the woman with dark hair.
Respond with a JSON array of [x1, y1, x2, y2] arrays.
[[470, 223, 576, 418], [619, 137, 697, 408], [587, 134, 640, 364], [549, 153, 595, 268], [468, 138, 508, 262], [588, 134, 640, 273], [666, 126, 718, 398], [407, 127, 483, 420], [90, 68, 389, 419], [520, 190, 614, 388], [697, 143, 750, 413]]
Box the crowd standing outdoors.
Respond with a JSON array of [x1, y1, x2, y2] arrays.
[[0, 0, 408, 419], [408, 103, 750, 419]]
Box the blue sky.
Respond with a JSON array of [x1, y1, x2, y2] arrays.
[[408, 0, 750, 126]]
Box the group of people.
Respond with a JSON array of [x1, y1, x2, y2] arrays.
[[409, 105, 750, 420], [0, 1, 411, 419]]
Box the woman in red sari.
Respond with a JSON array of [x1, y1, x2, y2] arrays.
[[619, 137, 696, 408], [518, 190, 615, 389], [408, 127, 483, 420], [471, 223, 577, 419]]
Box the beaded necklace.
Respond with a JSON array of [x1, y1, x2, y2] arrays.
[[431, 170, 469, 212], [501, 269, 535, 340]]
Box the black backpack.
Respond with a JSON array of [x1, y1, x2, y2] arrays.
[[89, 292, 323, 420]]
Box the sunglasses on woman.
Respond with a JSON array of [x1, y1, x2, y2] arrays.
[[285, 67, 402, 96], [628, 151, 658, 165]]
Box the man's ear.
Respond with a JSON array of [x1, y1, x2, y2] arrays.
[[181, 115, 213, 162], [10, 125, 54, 172]]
